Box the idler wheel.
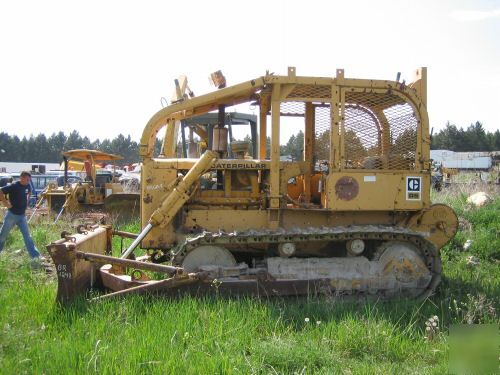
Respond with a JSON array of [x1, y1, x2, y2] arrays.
[[181, 245, 236, 272]]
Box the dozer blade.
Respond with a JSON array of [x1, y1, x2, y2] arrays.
[[104, 193, 140, 223], [47, 225, 112, 303], [46, 225, 200, 303]]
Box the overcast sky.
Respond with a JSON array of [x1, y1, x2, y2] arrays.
[[1, 0, 499, 144]]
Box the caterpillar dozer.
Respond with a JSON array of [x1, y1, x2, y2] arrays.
[[47, 67, 458, 303], [34, 149, 139, 222]]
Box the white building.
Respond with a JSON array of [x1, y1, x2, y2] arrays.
[[0, 162, 60, 174], [430, 150, 492, 170]]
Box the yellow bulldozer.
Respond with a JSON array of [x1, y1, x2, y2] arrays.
[[34, 149, 139, 222], [47, 67, 458, 303]]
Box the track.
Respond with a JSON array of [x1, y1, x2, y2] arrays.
[[171, 225, 441, 299]]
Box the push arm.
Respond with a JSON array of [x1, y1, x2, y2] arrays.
[[120, 150, 218, 259]]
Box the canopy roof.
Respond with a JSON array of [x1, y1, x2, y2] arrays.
[[62, 149, 123, 162]]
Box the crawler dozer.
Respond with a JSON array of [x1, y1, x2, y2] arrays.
[[47, 67, 458, 303], [34, 149, 139, 222]]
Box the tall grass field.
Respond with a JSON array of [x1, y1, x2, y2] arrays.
[[0, 183, 498, 374]]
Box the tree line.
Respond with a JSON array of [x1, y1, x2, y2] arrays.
[[1, 121, 498, 165], [0, 131, 140, 164], [430, 122, 499, 152]]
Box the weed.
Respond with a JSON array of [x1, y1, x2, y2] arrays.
[[424, 316, 440, 341], [450, 294, 497, 325]]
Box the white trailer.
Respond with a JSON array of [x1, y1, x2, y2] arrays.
[[430, 150, 492, 170], [0, 162, 60, 174]]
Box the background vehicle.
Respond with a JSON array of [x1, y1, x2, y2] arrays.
[[36, 150, 139, 222], [0, 173, 14, 188], [48, 67, 458, 303], [55, 175, 82, 186]]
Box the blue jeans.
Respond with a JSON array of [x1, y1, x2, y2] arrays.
[[0, 210, 41, 259]]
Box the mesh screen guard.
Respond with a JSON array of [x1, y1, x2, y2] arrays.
[[342, 91, 418, 170], [280, 84, 419, 171]]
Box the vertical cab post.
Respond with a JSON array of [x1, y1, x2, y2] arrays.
[[270, 84, 281, 211]]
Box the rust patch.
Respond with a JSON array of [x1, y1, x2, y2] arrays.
[[335, 176, 359, 201]]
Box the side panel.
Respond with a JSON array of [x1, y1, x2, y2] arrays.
[[184, 209, 269, 233], [326, 172, 430, 211]]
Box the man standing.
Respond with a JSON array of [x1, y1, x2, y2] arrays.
[[0, 171, 43, 265]]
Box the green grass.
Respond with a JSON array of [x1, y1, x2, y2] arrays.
[[0, 191, 499, 374]]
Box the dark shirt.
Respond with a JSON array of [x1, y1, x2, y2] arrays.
[[1, 181, 31, 215]]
